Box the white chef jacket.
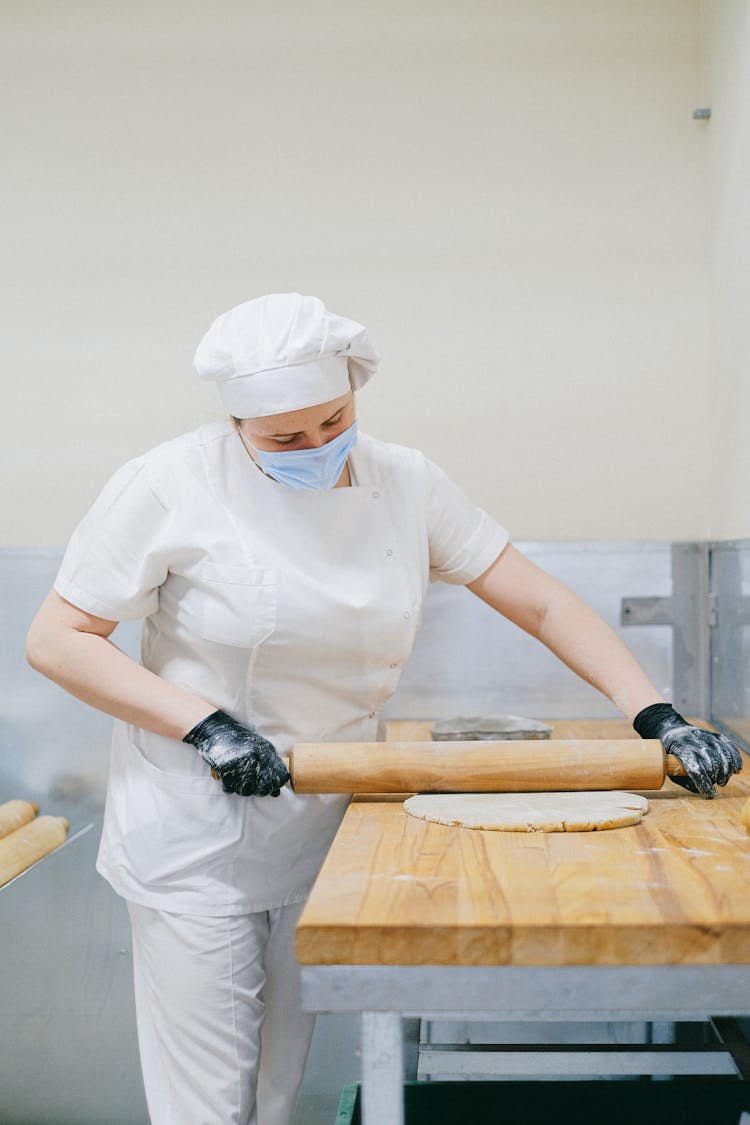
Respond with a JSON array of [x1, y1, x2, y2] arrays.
[[55, 423, 508, 915]]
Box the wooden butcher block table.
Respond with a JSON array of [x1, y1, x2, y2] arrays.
[[295, 720, 750, 1125]]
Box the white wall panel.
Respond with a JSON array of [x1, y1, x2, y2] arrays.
[[2, 1, 710, 543]]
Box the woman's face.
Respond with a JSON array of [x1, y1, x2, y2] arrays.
[[236, 391, 355, 454]]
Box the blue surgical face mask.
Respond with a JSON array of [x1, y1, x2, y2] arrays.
[[241, 419, 358, 491]]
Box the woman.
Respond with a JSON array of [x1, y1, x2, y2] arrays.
[[26, 292, 742, 1125]]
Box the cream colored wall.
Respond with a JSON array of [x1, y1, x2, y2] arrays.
[[3, 1, 719, 544], [703, 1, 750, 540]]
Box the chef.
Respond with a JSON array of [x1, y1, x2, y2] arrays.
[[26, 293, 742, 1125]]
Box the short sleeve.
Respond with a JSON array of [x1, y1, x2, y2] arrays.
[[423, 456, 509, 585], [54, 458, 172, 621]]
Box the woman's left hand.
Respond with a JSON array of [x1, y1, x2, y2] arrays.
[[633, 703, 743, 798]]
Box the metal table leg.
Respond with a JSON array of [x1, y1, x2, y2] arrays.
[[649, 1020, 676, 1081], [361, 1011, 404, 1125]]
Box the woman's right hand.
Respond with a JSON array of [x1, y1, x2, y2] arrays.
[[183, 710, 290, 797]]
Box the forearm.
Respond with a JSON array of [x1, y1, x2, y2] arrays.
[[468, 547, 663, 724], [27, 626, 215, 740], [533, 583, 663, 723]]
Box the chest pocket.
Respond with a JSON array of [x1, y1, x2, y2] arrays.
[[197, 562, 276, 649]]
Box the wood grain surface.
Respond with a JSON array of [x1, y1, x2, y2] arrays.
[[295, 720, 750, 967]]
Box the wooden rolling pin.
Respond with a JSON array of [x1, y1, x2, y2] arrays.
[[289, 739, 687, 794], [0, 799, 39, 839], [0, 815, 69, 887]]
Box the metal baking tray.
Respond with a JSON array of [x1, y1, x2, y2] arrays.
[[430, 715, 552, 741]]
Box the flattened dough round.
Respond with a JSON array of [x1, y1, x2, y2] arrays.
[[403, 791, 649, 832]]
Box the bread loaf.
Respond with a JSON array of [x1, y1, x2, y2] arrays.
[[0, 799, 39, 839], [0, 815, 69, 886]]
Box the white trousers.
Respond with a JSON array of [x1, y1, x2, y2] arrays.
[[126, 899, 315, 1125]]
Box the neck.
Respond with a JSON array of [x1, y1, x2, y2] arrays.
[[336, 462, 351, 488]]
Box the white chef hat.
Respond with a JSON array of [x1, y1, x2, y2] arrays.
[[193, 292, 379, 417]]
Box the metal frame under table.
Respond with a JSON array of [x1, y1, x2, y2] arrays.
[[301, 963, 750, 1125]]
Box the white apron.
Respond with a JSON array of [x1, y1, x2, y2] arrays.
[[55, 423, 507, 914]]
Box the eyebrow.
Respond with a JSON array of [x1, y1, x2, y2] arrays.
[[267, 405, 344, 438]]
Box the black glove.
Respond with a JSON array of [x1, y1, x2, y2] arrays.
[[183, 710, 290, 797], [633, 702, 743, 799]]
